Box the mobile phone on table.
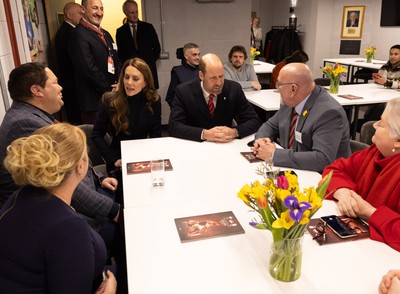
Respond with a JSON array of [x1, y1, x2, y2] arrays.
[[320, 215, 358, 238]]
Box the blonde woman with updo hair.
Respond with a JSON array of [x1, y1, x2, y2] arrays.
[[92, 57, 161, 182], [0, 123, 117, 294]]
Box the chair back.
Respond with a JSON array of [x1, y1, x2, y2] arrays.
[[77, 124, 111, 166], [360, 121, 376, 145], [350, 140, 369, 154]]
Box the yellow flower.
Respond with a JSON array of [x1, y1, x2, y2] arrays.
[[250, 47, 260, 59], [272, 211, 294, 229], [364, 46, 377, 57]]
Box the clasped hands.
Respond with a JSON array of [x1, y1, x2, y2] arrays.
[[251, 138, 276, 161], [203, 126, 238, 143], [334, 188, 377, 219]]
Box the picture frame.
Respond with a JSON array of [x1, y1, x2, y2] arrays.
[[341, 6, 365, 39]]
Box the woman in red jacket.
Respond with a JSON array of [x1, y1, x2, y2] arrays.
[[322, 97, 400, 251]]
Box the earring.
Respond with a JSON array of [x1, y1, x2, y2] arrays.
[[393, 148, 396, 153]]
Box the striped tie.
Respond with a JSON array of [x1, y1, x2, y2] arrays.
[[288, 109, 298, 149], [208, 94, 215, 118]]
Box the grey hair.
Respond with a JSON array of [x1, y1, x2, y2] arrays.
[[384, 97, 400, 138]]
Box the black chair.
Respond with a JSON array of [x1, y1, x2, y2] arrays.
[[351, 68, 378, 84], [77, 124, 111, 166], [350, 140, 369, 154], [314, 78, 331, 86], [360, 121, 376, 145]]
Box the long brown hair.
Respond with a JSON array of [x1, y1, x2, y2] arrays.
[[103, 58, 158, 135]]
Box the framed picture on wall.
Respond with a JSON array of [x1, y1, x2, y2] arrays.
[[341, 6, 365, 39]]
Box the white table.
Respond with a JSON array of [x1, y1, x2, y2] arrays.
[[253, 60, 275, 74], [120, 137, 318, 209], [245, 83, 400, 138], [121, 137, 400, 293], [323, 58, 386, 83]]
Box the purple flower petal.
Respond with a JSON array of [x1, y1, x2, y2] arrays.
[[298, 201, 312, 212], [289, 209, 303, 222], [283, 195, 298, 209], [249, 221, 257, 227]]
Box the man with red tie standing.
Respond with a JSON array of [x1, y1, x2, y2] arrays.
[[252, 63, 350, 173], [116, 0, 161, 89]]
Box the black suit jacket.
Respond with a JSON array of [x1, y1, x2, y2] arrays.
[[116, 21, 161, 89], [168, 79, 261, 142], [54, 21, 80, 123], [68, 24, 120, 112], [346, 18, 359, 27]]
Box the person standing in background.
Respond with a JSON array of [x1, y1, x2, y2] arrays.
[[116, 0, 161, 89], [54, 2, 84, 124], [68, 0, 120, 124], [251, 17, 263, 53]]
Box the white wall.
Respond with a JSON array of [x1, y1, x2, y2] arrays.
[[0, 0, 16, 120]]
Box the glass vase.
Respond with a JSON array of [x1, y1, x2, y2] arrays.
[[250, 57, 255, 65], [269, 237, 303, 282], [366, 55, 373, 63], [329, 78, 339, 94]]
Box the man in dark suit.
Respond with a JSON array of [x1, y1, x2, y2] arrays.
[[68, 0, 120, 124], [166, 42, 200, 107], [54, 2, 84, 124], [252, 63, 351, 173], [346, 11, 359, 27], [116, 0, 161, 89], [168, 53, 261, 143]]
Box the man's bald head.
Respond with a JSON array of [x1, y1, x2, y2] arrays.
[[63, 2, 84, 26], [277, 63, 315, 107]]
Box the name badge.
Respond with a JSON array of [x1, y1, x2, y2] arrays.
[[295, 131, 302, 144], [108, 56, 115, 74], [112, 43, 118, 51]]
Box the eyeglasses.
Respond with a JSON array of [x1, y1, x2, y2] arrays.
[[313, 222, 327, 240], [276, 81, 297, 90]]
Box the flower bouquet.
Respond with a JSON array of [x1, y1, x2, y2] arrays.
[[238, 166, 332, 282], [322, 63, 347, 94], [249, 47, 260, 65], [364, 46, 376, 63]]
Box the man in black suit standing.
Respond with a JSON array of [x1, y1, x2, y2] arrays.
[[54, 2, 84, 124], [68, 0, 120, 124], [116, 0, 161, 89], [168, 53, 261, 142]]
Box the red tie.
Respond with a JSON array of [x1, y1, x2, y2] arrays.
[[208, 94, 215, 118], [288, 109, 298, 149]]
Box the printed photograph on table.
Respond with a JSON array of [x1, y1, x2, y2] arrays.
[[174, 211, 245, 243], [126, 159, 173, 174], [341, 6, 365, 39]]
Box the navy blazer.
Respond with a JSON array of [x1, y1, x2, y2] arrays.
[[168, 79, 261, 142], [256, 85, 351, 173], [68, 24, 120, 112], [116, 21, 161, 89], [0, 101, 118, 230]]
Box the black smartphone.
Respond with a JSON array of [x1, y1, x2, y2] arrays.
[[320, 215, 358, 238]]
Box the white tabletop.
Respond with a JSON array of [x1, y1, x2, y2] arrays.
[[245, 83, 400, 112], [253, 60, 276, 74], [123, 186, 400, 294], [323, 58, 386, 70], [120, 136, 319, 209]]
